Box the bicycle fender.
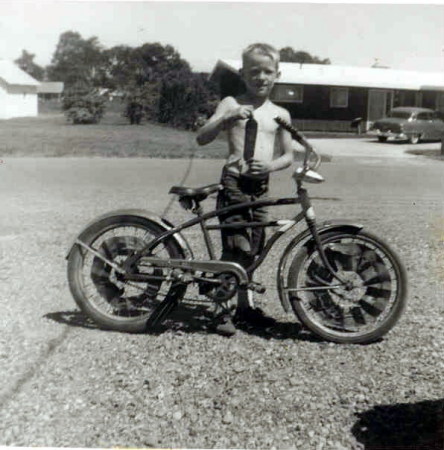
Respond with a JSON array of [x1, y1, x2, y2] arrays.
[[65, 209, 193, 260], [277, 220, 363, 313]]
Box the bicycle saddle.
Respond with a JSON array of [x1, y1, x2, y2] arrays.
[[169, 183, 223, 201]]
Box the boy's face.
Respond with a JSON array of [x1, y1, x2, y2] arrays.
[[240, 52, 280, 99]]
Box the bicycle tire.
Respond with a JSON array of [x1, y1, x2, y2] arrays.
[[287, 230, 407, 344], [67, 215, 187, 332]]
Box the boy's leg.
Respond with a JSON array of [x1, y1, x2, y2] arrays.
[[234, 177, 273, 322], [214, 170, 253, 334], [217, 170, 253, 269]]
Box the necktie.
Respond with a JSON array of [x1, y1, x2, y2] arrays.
[[244, 116, 258, 161]]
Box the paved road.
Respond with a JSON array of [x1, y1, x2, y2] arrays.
[[311, 136, 441, 161], [0, 140, 443, 447]]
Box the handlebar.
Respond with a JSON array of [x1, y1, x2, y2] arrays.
[[274, 116, 321, 171]]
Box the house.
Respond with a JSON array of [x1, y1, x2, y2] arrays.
[[0, 60, 40, 119], [210, 60, 444, 132], [37, 82, 64, 100]]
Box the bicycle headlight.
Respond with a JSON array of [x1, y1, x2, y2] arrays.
[[293, 167, 325, 184]]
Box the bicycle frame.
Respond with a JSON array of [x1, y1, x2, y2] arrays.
[[118, 185, 316, 282]]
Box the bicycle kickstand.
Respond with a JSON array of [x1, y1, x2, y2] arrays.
[[145, 284, 183, 330]]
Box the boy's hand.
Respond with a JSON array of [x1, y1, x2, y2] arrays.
[[225, 105, 254, 123], [246, 159, 272, 176]]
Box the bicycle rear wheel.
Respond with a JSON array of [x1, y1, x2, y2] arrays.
[[67, 215, 187, 332], [287, 230, 407, 344]]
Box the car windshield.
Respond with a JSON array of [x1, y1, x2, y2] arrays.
[[387, 110, 413, 119]]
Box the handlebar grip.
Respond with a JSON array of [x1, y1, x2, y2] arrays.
[[274, 116, 310, 146]]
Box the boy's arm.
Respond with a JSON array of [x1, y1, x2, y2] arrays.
[[270, 109, 294, 172], [196, 97, 253, 146]]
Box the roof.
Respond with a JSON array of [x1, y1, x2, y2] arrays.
[[37, 82, 64, 94], [0, 59, 40, 86], [211, 60, 444, 91]]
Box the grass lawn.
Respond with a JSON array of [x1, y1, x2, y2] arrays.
[[0, 105, 228, 158], [0, 101, 333, 159]]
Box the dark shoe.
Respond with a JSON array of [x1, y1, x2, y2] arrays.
[[214, 314, 236, 337], [234, 307, 276, 328]]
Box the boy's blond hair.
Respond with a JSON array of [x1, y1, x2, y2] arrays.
[[242, 43, 280, 68]]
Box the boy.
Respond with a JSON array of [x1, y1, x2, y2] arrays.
[[196, 43, 294, 336]]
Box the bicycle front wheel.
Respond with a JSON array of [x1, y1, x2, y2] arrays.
[[287, 230, 407, 344]]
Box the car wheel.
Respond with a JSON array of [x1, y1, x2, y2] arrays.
[[409, 134, 420, 144], [377, 136, 388, 143]]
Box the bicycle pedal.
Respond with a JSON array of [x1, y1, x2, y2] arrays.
[[248, 282, 266, 294]]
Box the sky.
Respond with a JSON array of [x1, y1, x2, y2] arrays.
[[1, 1, 444, 74]]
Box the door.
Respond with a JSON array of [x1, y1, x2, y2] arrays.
[[415, 112, 431, 139], [429, 111, 444, 139], [367, 90, 393, 128]]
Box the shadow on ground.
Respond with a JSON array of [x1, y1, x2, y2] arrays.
[[45, 310, 100, 329], [352, 398, 444, 449], [406, 148, 444, 161], [44, 305, 321, 342]]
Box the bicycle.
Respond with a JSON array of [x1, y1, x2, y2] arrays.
[[66, 118, 407, 344]]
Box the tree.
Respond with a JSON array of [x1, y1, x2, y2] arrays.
[[100, 42, 191, 92], [157, 70, 219, 130], [105, 42, 198, 126], [14, 50, 44, 80], [100, 45, 137, 91], [47, 31, 104, 88], [279, 47, 330, 65]]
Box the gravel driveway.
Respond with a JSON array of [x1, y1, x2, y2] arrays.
[[0, 142, 443, 448]]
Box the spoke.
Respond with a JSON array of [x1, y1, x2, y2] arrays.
[[350, 306, 366, 325], [360, 263, 391, 283], [341, 313, 360, 332], [366, 286, 392, 300], [100, 240, 114, 259], [308, 259, 334, 285], [362, 263, 392, 285], [328, 243, 363, 272], [359, 297, 384, 317], [329, 242, 363, 257], [357, 250, 379, 271], [90, 260, 110, 279]]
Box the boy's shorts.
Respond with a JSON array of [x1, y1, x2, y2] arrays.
[[216, 167, 269, 270]]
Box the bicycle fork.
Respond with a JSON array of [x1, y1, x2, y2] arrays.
[[298, 186, 347, 285]]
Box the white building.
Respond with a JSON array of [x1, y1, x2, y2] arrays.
[[37, 81, 64, 100], [0, 60, 40, 119]]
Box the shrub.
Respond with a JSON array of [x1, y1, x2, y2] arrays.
[[63, 85, 106, 124]]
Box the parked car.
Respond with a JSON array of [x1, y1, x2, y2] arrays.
[[370, 107, 444, 144]]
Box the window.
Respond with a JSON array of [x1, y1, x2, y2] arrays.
[[330, 88, 349, 108], [436, 93, 444, 112], [388, 110, 412, 119], [416, 112, 430, 120], [272, 84, 303, 103]]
